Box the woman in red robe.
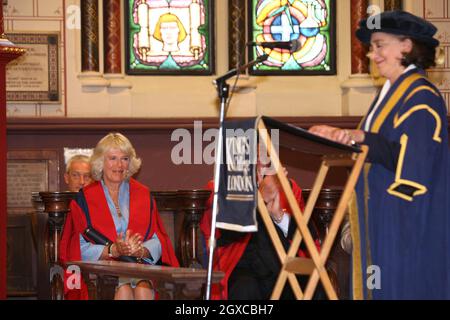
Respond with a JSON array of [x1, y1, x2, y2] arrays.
[[59, 133, 178, 300]]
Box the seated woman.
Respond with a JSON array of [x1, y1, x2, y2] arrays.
[[60, 132, 178, 300], [200, 162, 322, 300]]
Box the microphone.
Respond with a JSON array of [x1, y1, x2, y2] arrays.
[[248, 39, 301, 52]]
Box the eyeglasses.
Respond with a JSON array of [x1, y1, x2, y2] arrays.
[[69, 172, 91, 181]]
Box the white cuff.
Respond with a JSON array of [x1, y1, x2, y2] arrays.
[[274, 213, 290, 237]]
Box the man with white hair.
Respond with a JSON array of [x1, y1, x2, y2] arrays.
[[64, 154, 92, 192]]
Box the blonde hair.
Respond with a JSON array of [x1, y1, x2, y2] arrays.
[[153, 13, 187, 43], [66, 154, 90, 173], [90, 133, 142, 181]]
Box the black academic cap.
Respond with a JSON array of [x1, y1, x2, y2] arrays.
[[356, 10, 439, 48]]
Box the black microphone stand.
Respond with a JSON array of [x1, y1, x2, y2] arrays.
[[205, 54, 269, 300]]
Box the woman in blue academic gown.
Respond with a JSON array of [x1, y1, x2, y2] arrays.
[[310, 10, 449, 299]]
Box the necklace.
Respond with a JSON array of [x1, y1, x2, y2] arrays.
[[109, 188, 122, 218], [114, 202, 122, 218]]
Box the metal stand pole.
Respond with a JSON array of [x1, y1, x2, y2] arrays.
[[205, 54, 269, 300], [205, 80, 228, 300]]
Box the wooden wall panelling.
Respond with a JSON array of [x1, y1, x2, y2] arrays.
[[6, 213, 36, 297], [6, 117, 364, 191], [9, 116, 449, 298], [6, 149, 59, 298]]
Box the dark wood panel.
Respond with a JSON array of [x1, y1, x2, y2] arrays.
[[6, 117, 366, 191], [7, 116, 450, 300], [7, 150, 59, 213], [7, 117, 363, 132], [7, 213, 37, 297], [6, 151, 58, 299], [12, 115, 449, 195], [10, 115, 450, 133]]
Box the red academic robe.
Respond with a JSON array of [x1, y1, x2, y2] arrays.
[[200, 179, 310, 300], [59, 178, 179, 300]]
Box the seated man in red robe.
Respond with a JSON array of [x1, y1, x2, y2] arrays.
[[200, 162, 322, 300], [59, 133, 178, 300]]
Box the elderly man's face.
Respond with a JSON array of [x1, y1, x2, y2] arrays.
[[64, 161, 92, 192]]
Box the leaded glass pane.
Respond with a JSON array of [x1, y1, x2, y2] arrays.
[[248, 0, 336, 75]]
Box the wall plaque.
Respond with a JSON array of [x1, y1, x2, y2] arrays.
[[5, 32, 60, 103]]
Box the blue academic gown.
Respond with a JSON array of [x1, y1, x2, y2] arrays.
[[353, 68, 450, 299]]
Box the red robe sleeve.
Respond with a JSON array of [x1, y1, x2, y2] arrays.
[[59, 199, 89, 300], [199, 180, 251, 300], [200, 178, 315, 299]]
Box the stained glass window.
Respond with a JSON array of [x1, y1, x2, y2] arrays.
[[248, 0, 335, 75], [125, 0, 215, 75]]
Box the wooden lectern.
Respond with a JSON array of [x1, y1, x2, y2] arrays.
[[257, 117, 367, 300]]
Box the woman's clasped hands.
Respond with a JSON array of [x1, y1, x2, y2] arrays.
[[114, 230, 144, 257]]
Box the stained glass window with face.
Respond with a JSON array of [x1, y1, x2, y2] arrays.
[[125, 0, 215, 75]]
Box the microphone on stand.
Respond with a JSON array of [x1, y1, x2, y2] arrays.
[[247, 39, 301, 52]]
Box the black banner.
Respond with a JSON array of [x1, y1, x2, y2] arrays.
[[216, 118, 258, 232]]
